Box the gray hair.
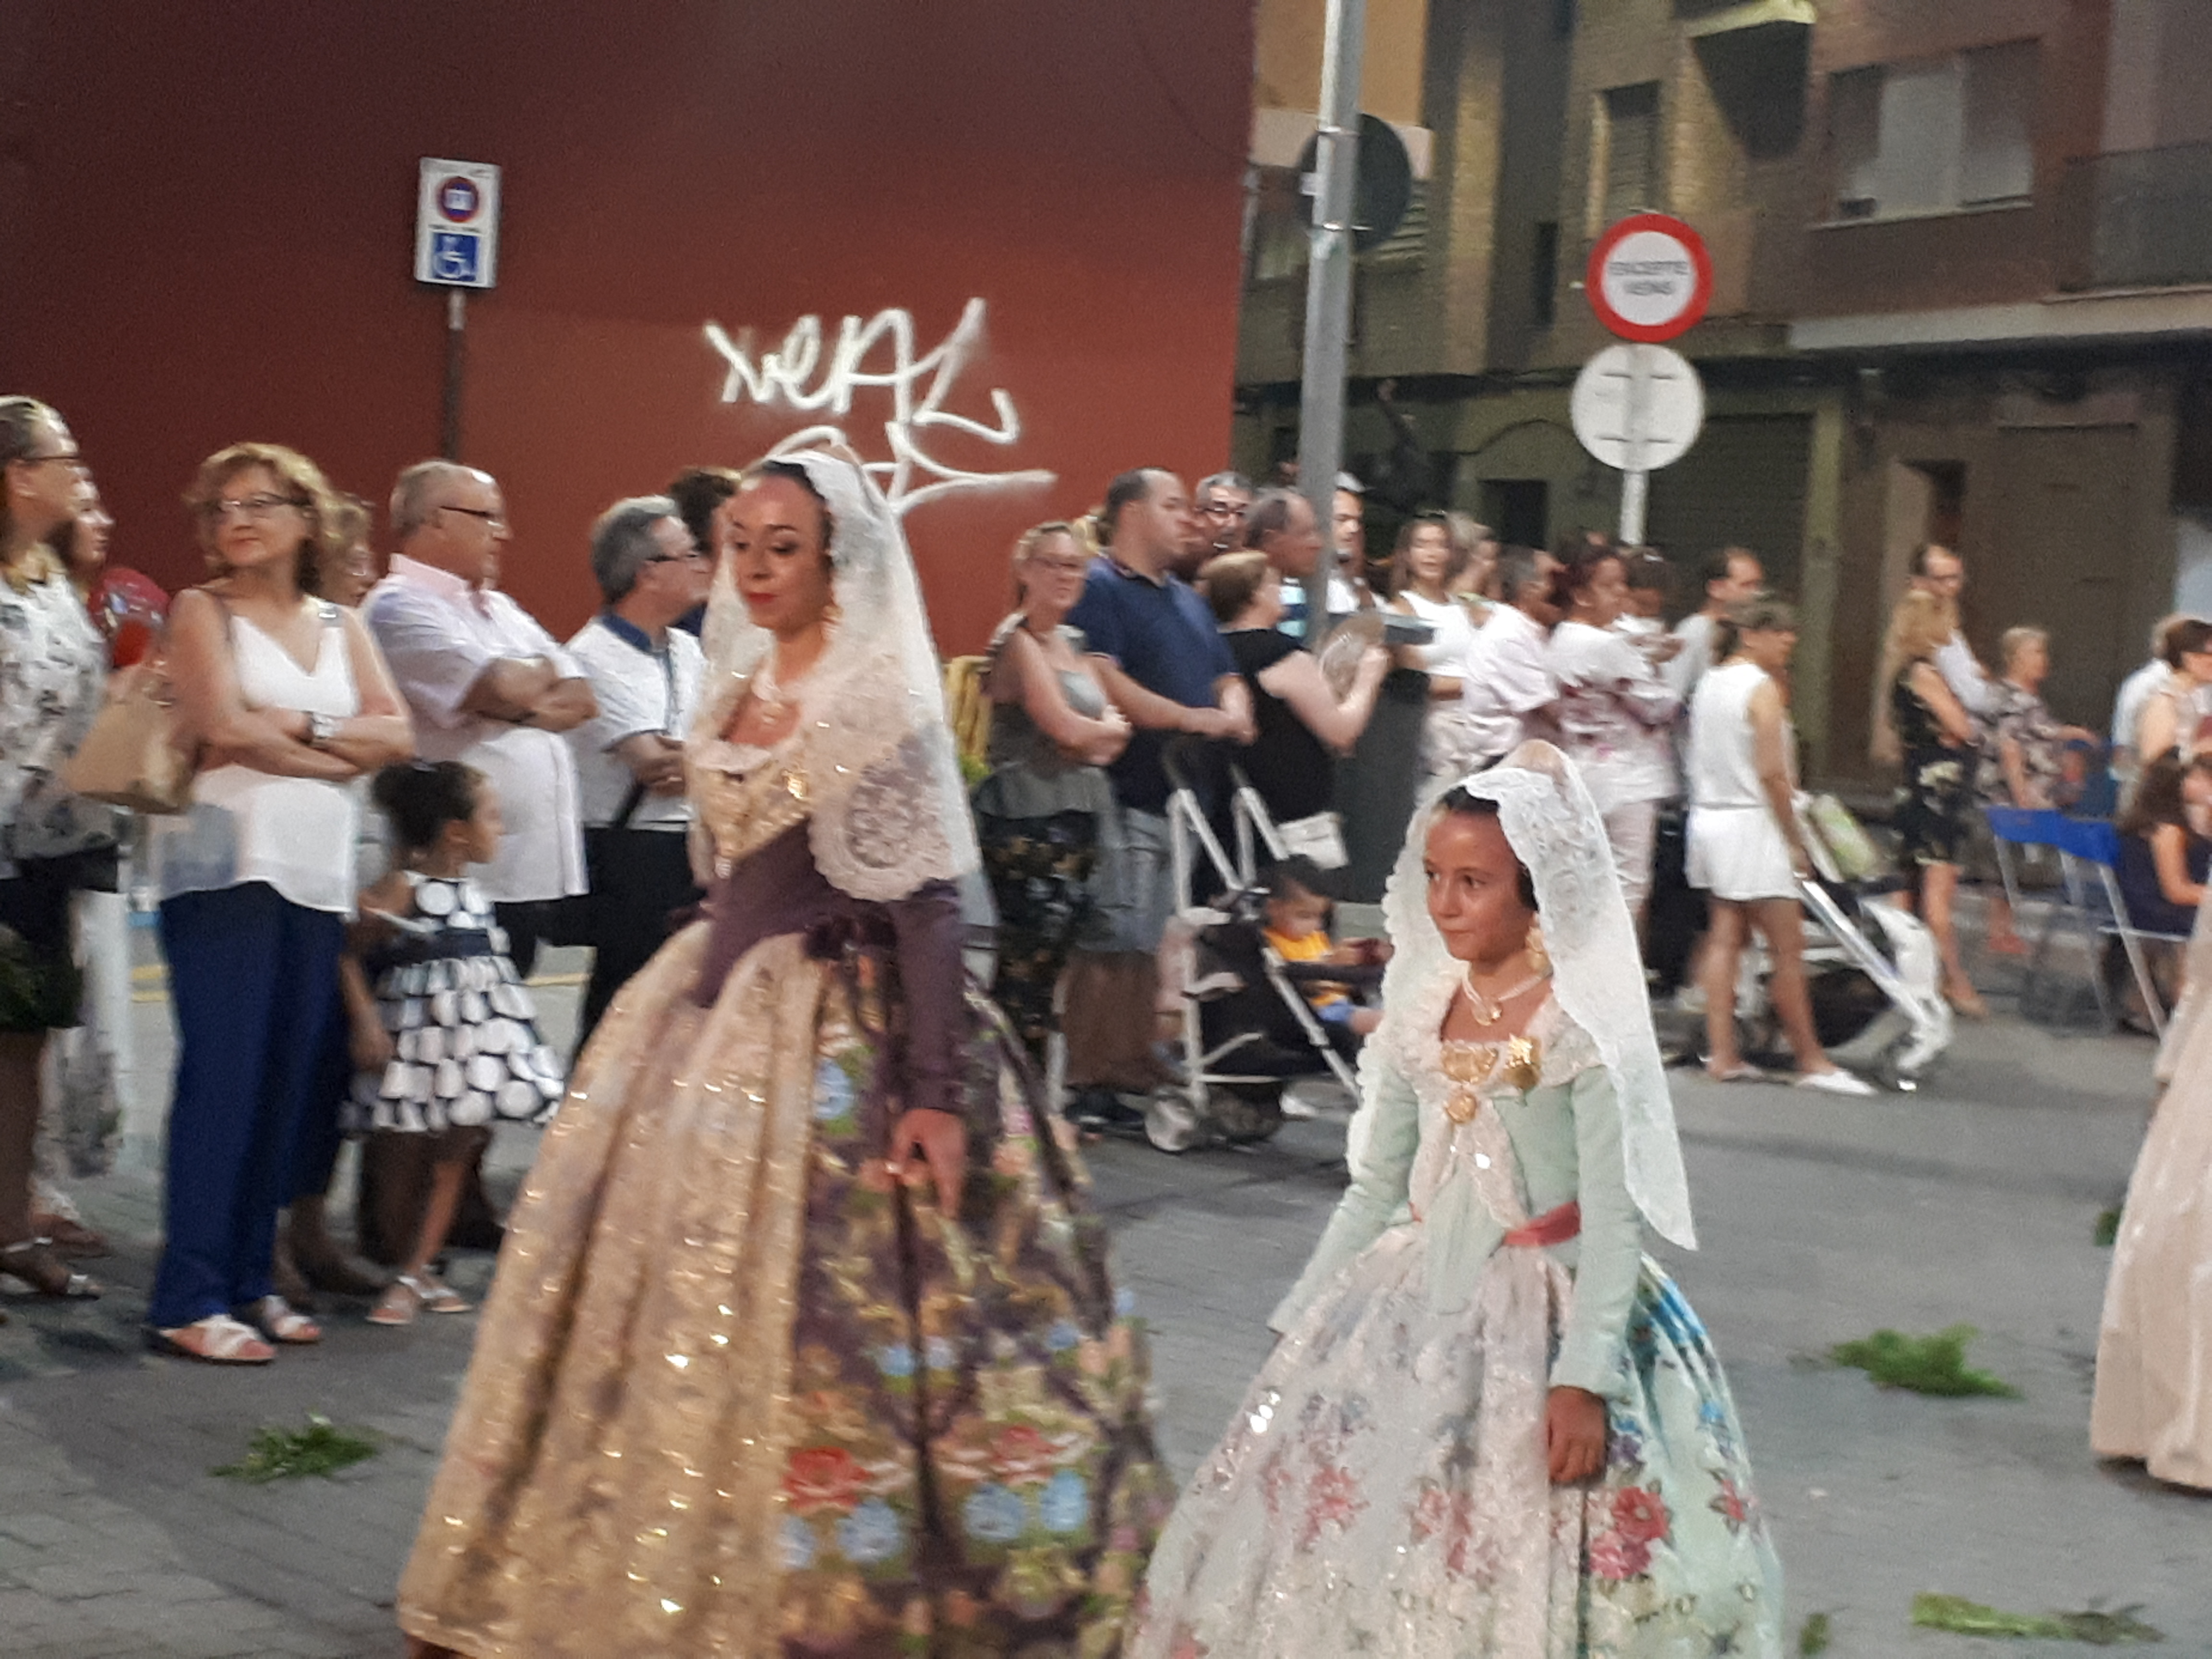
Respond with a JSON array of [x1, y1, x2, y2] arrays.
[[1496, 545, 1545, 605], [1196, 470, 1252, 498], [589, 494, 681, 602], [389, 460, 491, 541], [1240, 486, 1306, 550]]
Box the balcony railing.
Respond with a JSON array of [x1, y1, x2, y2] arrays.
[[2056, 143, 2212, 292]]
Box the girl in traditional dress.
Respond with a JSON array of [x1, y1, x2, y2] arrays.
[[1130, 742, 1783, 1658], [397, 453, 1164, 1658]]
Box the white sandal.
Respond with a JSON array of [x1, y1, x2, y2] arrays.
[[369, 1272, 472, 1326], [147, 1313, 275, 1365], [242, 1294, 323, 1345]]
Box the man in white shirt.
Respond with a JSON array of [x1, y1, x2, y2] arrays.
[[1662, 547, 1763, 701], [1460, 545, 1560, 764], [366, 461, 599, 977], [1910, 543, 1994, 716], [565, 496, 712, 1047]]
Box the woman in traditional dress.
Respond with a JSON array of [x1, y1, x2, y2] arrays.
[[2093, 765, 2212, 1488], [398, 453, 1165, 1658], [1130, 742, 1783, 1658]]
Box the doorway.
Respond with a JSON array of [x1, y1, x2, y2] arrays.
[[1479, 479, 1549, 549]]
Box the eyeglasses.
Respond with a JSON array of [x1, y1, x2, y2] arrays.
[[199, 493, 306, 523], [644, 550, 714, 565], [1196, 501, 1248, 520], [436, 504, 508, 530], [12, 449, 84, 471], [1025, 556, 1091, 577]]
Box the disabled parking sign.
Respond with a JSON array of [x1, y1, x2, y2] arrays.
[[415, 159, 500, 289]]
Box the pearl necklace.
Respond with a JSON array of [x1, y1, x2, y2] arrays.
[[1460, 963, 1551, 1026]]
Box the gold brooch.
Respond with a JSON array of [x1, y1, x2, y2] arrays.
[[1439, 1036, 1542, 1122]]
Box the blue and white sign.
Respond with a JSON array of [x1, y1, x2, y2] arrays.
[[415, 158, 500, 289]]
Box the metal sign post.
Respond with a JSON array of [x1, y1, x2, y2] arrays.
[[1570, 344, 1704, 542], [416, 159, 502, 461], [1293, 0, 1367, 641], [1581, 212, 1711, 543]]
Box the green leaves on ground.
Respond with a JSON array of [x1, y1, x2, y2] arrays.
[[1911, 1593, 2162, 1644], [212, 1414, 379, 1483], [1828, 1324, 2021, 1397], [1796, 1611, 1832, 1654]]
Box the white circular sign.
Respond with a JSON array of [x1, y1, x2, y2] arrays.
[[1570, 345, 1705, 473], [1585, 214, 1713, 342]]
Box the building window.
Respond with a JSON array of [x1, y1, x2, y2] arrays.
[[1597, 82, 1662, 229], [1828, 40, 2037, 220], [1531, 221, 1559, 327]]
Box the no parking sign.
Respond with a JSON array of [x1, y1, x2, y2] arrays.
[[415, 159, 501, 289]]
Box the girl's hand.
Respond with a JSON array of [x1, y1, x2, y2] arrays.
[[889, 1107, 967, 1222], [349, 1020, 395, 1075], [1545, 1385, 1608, 1484]]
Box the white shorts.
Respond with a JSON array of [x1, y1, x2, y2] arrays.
[[1686, 805, 1797, 903]]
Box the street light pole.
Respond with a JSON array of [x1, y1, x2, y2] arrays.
[[1295, 0, 1367, 643]]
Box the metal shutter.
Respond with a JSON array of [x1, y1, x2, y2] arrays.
[[1644, 414, 1812, 596]]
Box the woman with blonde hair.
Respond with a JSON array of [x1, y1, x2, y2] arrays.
[[147, 443, 414, 1363], [972, 519, 1130, 1061], [1879, 587, 1984, 1016]]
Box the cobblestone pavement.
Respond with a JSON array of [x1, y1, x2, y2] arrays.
[[2, 942, 2209, 1657]]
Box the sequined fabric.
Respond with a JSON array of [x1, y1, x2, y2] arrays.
[[398, 772, 1165, 1655]]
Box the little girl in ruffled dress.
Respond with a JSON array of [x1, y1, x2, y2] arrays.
[[345, 762, 564, 1327]]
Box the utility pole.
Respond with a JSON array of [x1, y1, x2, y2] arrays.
[[1294, 0, 1367, 643]]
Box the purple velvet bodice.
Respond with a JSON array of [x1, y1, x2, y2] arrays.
[[691, 822, 968, 1125]]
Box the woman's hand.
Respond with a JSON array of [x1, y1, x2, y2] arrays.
[[889, 1107, 967, 1222], [1545, 1384, 1608, 1484]]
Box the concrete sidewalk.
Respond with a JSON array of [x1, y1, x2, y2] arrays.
[[1, 937, 2208, 1657]]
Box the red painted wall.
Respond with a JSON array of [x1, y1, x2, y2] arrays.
[[0, 2, 1253, 653]]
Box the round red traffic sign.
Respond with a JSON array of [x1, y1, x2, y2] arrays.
[[1585, 213, 1711, 343], [437, 176, 482, 223]]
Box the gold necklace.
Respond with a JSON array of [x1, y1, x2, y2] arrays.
[[1460, 963, 1550, 1026]]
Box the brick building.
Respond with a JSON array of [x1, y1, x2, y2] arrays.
[[1237, 0, 2212, 780]]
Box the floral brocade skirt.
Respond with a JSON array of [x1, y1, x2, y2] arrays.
[[1129, 1225, 1783, 1659], [396, 924, 1167, 1659]]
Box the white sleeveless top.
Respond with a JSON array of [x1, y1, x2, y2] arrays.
[[154, 605, 363, 915], [1685, 659, 1787, 812]]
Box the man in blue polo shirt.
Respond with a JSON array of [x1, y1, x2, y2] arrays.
[[1061, 468, 1252, 1142]]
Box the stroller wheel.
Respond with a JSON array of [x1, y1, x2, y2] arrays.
[[1143, 1090, 1209, 1154], [1208, 1082, 1286, 1146]]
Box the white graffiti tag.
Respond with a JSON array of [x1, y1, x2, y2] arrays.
[[703, 299, 1054, 517]]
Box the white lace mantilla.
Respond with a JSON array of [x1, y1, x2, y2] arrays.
[[693, 452, 978, 903]]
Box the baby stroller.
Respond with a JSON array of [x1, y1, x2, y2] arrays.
[[1151, 746, 1383, 1151], [1723, 797, 1953, 1088]]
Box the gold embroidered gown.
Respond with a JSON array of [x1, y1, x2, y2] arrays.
[[397, 733, 1167, 1658]]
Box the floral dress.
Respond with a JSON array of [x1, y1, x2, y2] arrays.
[[1130, 986, 1782, 1658], [1974, 680, 2067, 809], [397, 732, 1166, 1659], [1892, 670, 1972, 867]]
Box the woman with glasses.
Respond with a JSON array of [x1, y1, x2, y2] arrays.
[[972, 521, 1131, 1062], [146, 443, 413, 1364], [0, 397, 111, 1307]]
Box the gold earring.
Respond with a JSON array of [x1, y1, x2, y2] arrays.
[[1525, 919, 1549, 976]]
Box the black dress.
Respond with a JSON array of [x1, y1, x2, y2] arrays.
[[1892, 671, 1973, 867], [1225, 628, 1335, 824]]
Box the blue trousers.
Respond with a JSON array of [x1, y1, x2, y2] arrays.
[[151, 883, 344, 1328]]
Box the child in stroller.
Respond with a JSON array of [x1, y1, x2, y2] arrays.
[[1149, 858, 1387, 1149], [1258, 858, 1386, 1041]]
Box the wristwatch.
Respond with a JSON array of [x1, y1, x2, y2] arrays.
[[304, 712, 339, 749]]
